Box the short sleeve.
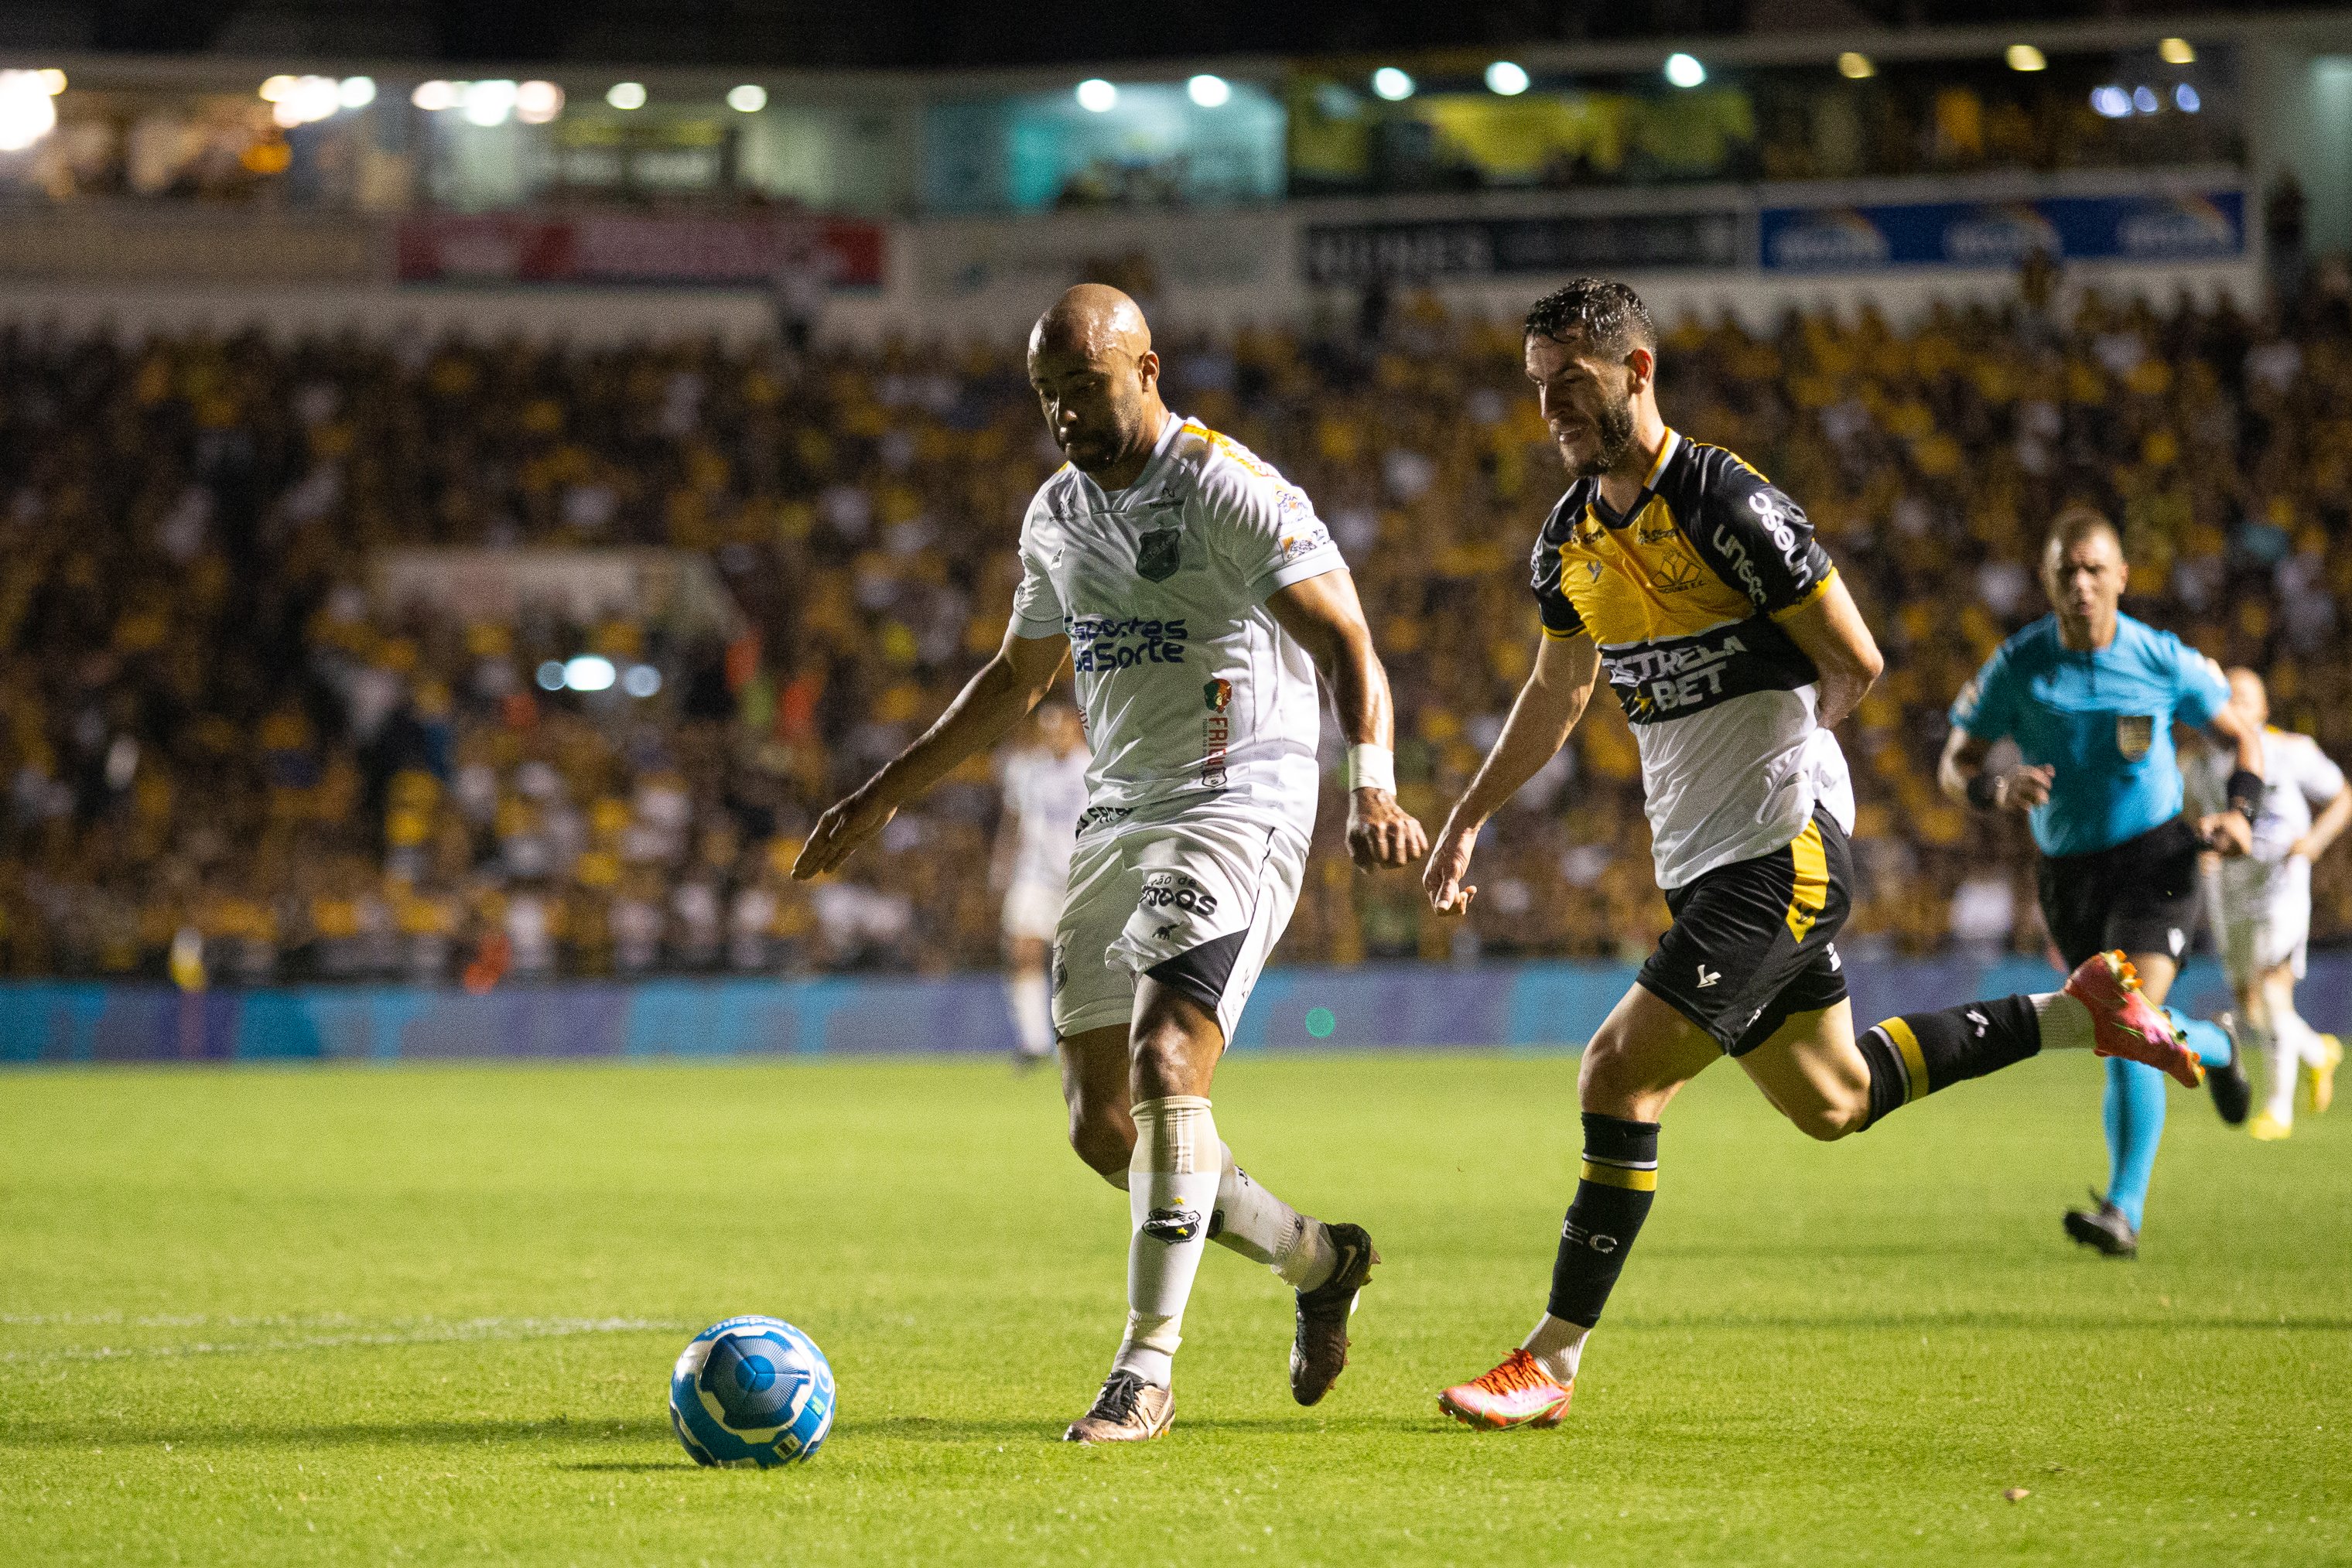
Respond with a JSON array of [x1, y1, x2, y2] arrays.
[[1202, 459, 1342, 596], [2166, 637, 2230, 729], [1950, 644, 2015, 740], [2292, 737, 2347, 804], [1530, 520, 1585, 639], [1009, 502, 1066, 639], [1684, 452, 1835, 616]]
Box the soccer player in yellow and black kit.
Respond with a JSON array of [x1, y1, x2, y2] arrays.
[[1422, 278, 2213, 1430]]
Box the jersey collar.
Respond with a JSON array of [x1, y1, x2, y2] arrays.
[[1079, 410, 1185, 506], [1588, 428, 1680, 528]]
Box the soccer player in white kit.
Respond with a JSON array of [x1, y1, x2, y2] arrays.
[[2183, 668, 2350, 1138], [993, 701, 1089, 1065], [795, 285, 1427, 1443]]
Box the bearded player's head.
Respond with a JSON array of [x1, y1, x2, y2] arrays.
[[1027, 284, 1167, 485], [1523, 278, 1658, 480]]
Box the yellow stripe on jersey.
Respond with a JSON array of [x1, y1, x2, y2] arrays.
[[1881, 1016, 1931, 1103], [1551, 493, 1756, 648], [1785, 820, 1829, 944]]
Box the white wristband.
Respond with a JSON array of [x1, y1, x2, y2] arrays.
[[1345, 743, 1395, 794]]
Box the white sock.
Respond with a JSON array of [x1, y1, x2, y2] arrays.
[[1113, 1096, 1221, 1388], [2030, 992, 2095, 1051], [1008, 970, 1052, 1057], [2264, 975, 2322, 1124], [1520, 1312, 1589, 1385], [1209, 1146, 1338, 1290], [2244, 1014, 2292, 1124]]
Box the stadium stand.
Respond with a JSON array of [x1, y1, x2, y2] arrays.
[[3, 265, 2349, 982]]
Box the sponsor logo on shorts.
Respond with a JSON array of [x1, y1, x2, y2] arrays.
[[1696, 964, 1721, 989], [1141, 1204, 1202, 1244], [1051, 941, 1068, 994], [1140, 870, 1219, 918]]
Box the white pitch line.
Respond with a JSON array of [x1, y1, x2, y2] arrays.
[[0, 1317, 687, 1365]]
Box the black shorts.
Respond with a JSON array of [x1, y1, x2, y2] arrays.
[[2036, 818, 2203, 972], [1637, 808, 1853, 1058]]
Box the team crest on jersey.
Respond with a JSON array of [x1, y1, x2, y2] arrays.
[[2116, 715, 2154, 760], [1203, 678, 1232, 712], [1136, 527, 1183, 582], [1650, 546, 1704, 593]]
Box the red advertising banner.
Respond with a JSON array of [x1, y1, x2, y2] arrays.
[[395, 214, 886, 289]]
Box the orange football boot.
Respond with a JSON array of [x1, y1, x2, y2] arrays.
[[2063, 951, 2203, 1089], [1438, 1348, 1572, 1430]]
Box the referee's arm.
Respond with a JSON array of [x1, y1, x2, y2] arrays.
[[2193, 701, 2264, 856], [1940, 729, 2049, 815]]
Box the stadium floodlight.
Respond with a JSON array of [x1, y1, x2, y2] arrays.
[[517, 80, 564, 124], [291, 75, 339, 122], [35, 67, 63, 94], [535, 661, 567, 692], [621, 664, 662, 699], [2159, 37, 2196, 66], [338, 76, 376, 109], [0, 70, 57, 152], [412, 80, 458, 111], [562, 655, 617, 693], [606, 80, 646, 110], [1075, 78, 1117, 112], [1485, 60, 1529, 96], [2132, 84, 2159, 114], [1838, 52, 1873, 80], [464, 79, 518, 126], [2174, 83, 2200, 112], [1664, 53, 1707, 88], [2090, 85, 2131, 118], [1371, 67, 1414, 101], [726, 84, 767, 113], [2006, 44, 2046, 72], [1187, 73, 1230, 108], [260, 74, 298, 102]]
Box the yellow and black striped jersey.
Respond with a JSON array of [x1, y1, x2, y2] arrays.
[[1530, 429, 1855, 889]]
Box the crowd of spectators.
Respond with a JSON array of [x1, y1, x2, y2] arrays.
[[4, 263, 2351, 985]]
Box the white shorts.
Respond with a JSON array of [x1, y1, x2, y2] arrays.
[[2210, 855, 2311, 989], [1002, 878, 1066, 944], [1051, 799, 1311, 1043]]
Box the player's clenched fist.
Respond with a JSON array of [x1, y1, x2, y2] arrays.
[[792, 787, 897, 880], [1421, 822, 1479, 916], [1346, 787, 1427, 871]]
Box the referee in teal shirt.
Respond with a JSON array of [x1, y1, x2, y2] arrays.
[[1941, 508, 2265, 1255]]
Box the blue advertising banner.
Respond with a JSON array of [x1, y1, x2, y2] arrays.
[[1759, 190, 2244, 273]]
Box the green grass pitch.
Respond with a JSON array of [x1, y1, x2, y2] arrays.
[[2, 1047, 2345, 1565]]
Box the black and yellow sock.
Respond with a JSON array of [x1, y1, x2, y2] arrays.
[[1855, 994, 2041, 1128], [1545, 1112, 1660, 1327]]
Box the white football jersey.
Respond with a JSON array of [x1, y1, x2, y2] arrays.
[[998, 743, 1090, 890], [2184, 727, 2347, 904], [1010, 412, 1344, 825]]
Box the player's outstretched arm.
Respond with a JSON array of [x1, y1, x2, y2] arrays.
[[1939, 729, 2052, 815], [2293, 779, 2352, 864], [793, 627, 1070, 880], [1266, 567, 1428, 871], [1425, 633, 1600, 915], [1771, 573, 1882, 730]]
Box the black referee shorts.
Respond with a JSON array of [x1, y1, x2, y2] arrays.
[[1637, 808, 1854, 1058], [2036, 818, 2203, 972]]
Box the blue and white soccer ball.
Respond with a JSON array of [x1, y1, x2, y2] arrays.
[[668, 1315, 836, 1467]]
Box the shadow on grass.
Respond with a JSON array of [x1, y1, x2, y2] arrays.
[[0, 1416, 672, 1450], [1636, 1312, 2352, 1334]]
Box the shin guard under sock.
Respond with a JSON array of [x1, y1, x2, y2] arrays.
[[1855, 994, 2042, 1127], [1545, 1113, 1660, 1328]]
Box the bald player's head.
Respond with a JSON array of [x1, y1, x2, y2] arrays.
[[2226, 665, 2268, 726], [1027, 285, 1167, 483]]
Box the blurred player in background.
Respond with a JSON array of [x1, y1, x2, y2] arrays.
[[993, 701, 1089, 1066], [797, 285, 1426, 1444], [1942, 509, 2261, 1258], [2184, 668, 2350, 1139], [1422, 278, 2208, 1433]]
